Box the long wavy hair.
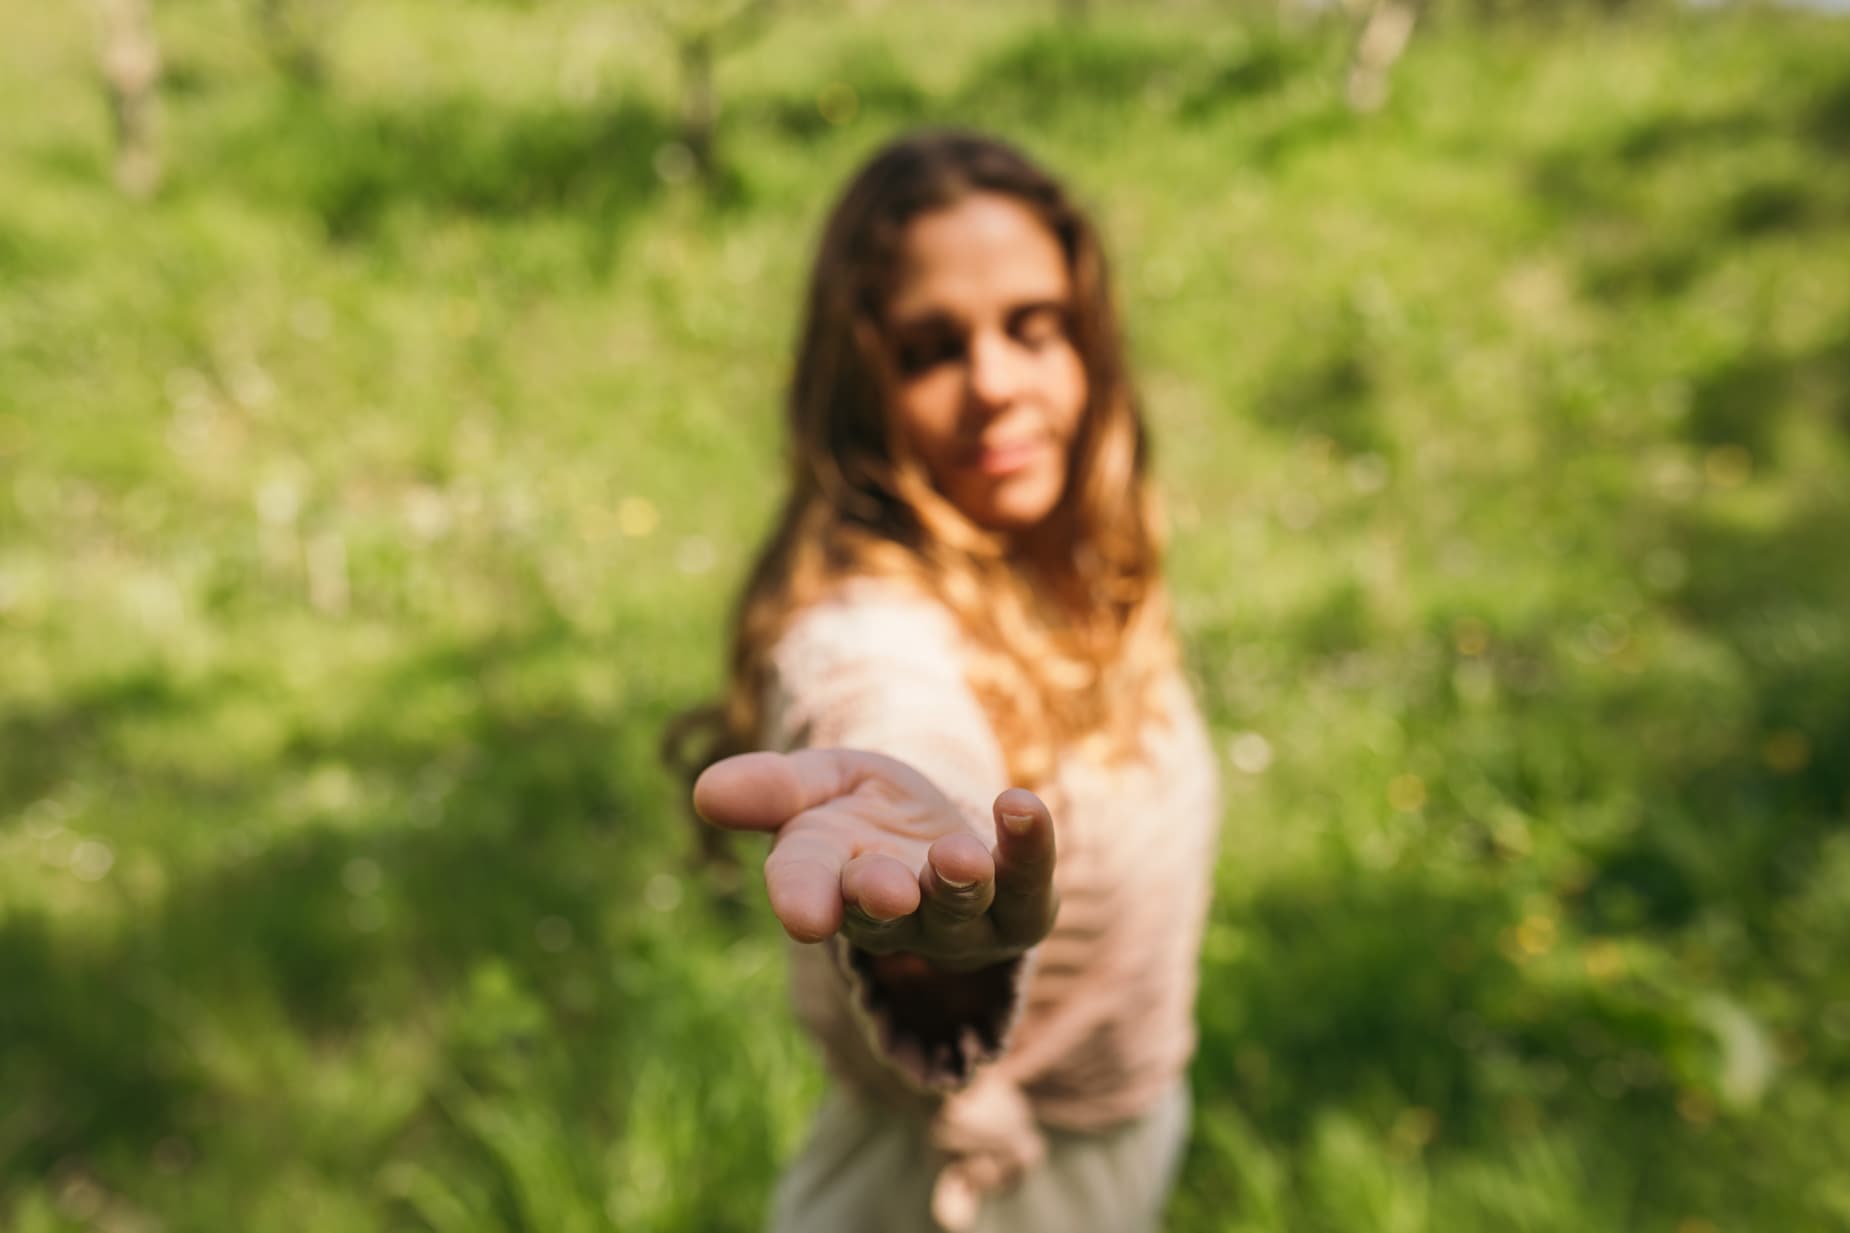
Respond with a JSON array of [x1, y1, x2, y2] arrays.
[[666, 130, 1176, 851]]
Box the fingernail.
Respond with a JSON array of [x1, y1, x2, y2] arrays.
[[1000, 810, 1035, 834], [938, 872, 976, 890]]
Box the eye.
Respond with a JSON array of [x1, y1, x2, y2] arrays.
[[893, 329, 963, 377], [1011, 305, 1069, 350]]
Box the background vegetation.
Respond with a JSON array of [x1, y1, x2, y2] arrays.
[[3, 1, 1848, 1230]]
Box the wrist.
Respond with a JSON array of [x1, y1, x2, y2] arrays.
[[862, 948, 1020, 1018]]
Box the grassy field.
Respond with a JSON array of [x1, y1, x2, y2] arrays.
[[3, 1, 1850, 1230]]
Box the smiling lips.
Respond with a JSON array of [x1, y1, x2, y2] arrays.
[[967, 438, 1044, 476]]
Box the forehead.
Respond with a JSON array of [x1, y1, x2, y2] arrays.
[[887, 192, 1070, 322]]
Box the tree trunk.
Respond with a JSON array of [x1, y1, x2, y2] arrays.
[[257, 0, 330, 86], [1346, 0, 1418, 113], [680, 32, 717, 184], [97, 0, 162, 196]]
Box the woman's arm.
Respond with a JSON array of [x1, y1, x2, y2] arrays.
[[692, 586, 1058, 1088]]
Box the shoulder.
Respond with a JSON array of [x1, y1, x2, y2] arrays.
[[770, 577, 967, 679], [757, 576, 1000, 761]]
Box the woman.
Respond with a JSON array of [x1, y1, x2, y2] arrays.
[[680, 130, 1220, 1233]]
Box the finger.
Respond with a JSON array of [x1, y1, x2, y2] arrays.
[[693, 748, 917, 831], [763, 829, 850, 943], [919, 832, 996, 925], [990, 788, 1057, 944], [840, 854, 922, 953], [693, 751, 855, 832], [841, 852, 921, 922]]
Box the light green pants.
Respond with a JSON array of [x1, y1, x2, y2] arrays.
[[768, 1081, 1190, 1233]]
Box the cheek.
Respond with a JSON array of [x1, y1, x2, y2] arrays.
[[1049, 350, 1089, 438], [891, 377, 963, 461]]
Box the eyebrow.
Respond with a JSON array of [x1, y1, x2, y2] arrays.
[[886, 297, 1070, 333]]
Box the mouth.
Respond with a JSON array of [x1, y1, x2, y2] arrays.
[[966, 438, 1044, 477]]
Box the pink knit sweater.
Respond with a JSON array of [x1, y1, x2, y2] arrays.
[[761, 579, 1222, 1229]]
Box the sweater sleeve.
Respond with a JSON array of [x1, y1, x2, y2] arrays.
[[762, 582, 1033, 1092]]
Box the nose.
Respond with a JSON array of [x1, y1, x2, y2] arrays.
[[966, 329, 1026, 412]]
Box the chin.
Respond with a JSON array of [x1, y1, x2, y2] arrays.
[[960, 471, 1066, 533]]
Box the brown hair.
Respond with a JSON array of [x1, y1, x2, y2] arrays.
[[667, 129, 1175, 834]]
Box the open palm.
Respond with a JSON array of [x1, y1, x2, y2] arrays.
[[693, 749, 1058, 971]]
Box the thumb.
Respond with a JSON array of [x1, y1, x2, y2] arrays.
[[991, 787, 1057, 944], [931, 1166, 982, 1233]]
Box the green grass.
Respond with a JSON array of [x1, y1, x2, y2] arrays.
[[4, 1, 1850, 1230]]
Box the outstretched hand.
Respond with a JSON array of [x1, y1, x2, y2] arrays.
[[693, 749, 1057, 971]]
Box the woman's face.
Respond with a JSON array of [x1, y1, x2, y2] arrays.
[[882, 192, 1088, 534]]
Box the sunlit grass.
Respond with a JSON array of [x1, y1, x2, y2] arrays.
[[3, 2, 1849, 1230]]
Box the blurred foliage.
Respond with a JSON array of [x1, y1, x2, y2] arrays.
[[3, 1, 1850, 1230], [255, 0, 343, 85]]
